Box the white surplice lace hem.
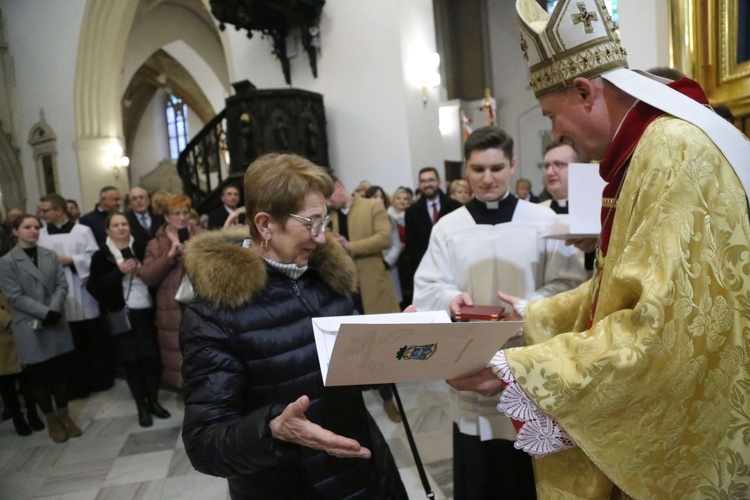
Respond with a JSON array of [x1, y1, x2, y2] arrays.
[[491, 350, 577, 457]]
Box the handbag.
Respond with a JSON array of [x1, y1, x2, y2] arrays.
[[107, 275, 133, 335], [175, 272, 196, 304]]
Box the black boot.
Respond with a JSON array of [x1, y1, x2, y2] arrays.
[[146, 374, 170, 419], [136, 401, 153, 428], [12, 412, 32, 436], [147, 398, 170, 419], [26, 408, 45, 432]]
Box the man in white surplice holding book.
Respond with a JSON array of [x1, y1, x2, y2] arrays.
[[412, 126, 587, 499]]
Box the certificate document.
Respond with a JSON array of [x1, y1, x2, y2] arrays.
[[542, 162, 606, 239], [312, 311, 522, 386]]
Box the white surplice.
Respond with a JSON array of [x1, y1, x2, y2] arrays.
[[39, 223, 100, 321], [413, 200, 587, 441]]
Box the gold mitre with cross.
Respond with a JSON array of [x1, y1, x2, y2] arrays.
[[516, 0, 628, 98]]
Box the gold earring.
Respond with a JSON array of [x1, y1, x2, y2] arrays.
[[260, 238, 269, 250]]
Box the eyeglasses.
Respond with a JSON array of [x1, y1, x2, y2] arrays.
[[541, 161, 569, 171], [288, 213, 330, 237], [168, 210, 190, 218]]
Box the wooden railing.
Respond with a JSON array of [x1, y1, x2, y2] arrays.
[[176, 109, 229, 210]]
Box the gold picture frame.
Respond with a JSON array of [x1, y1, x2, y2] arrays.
[[719, 0, 750, 83], [670, 0, 750, 134]]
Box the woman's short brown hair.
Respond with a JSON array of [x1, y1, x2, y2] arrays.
[[244, 153, 333, 241]]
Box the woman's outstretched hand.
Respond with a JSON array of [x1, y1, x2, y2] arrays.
[[270, 396, 371, 459]]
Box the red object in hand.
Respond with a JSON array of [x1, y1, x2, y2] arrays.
[[455, 305, 507, 321]]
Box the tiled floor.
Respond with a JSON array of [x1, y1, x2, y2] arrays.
[[0, 379, 455, 499]]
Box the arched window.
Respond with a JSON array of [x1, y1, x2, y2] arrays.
[[546, 1, 618, 29], [166, 94, 190, 160]]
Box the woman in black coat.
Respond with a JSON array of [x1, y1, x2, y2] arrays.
[[86, 213, 170, 427], [180, 154, 406, 499]]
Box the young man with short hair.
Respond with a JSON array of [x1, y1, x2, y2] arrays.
[[413, 126, 586, 499]]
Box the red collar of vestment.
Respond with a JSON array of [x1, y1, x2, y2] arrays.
[[596, 78, 709, 256]]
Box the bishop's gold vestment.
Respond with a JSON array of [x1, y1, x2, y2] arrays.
[[505, 115, 750, 499]]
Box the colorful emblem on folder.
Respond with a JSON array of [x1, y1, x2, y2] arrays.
[[396, 344, 437, 361]]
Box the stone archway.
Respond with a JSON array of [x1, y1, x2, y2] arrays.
[[73, 0, 234, 209]]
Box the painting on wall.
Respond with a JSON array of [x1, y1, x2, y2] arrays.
[[670, 0, 750, 134]]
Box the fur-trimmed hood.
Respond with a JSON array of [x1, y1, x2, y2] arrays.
[[183, 228, 358, 309]]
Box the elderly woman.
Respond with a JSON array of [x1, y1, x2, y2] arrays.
[[140, 195, 204, 388], [0, 215, 81, 443], [180, 154, 406, 499], [87, 213, 170, 427]]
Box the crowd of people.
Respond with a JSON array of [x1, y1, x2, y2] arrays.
[[1, 0, 749, 498]]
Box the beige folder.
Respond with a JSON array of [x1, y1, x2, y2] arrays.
[[312, 311, 522, 386]]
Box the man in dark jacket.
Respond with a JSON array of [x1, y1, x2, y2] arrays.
[[404, 167, 462, 272], [125, 187, 164, 246], [206, 185, 241, 229], [79, 186, 122, 250]]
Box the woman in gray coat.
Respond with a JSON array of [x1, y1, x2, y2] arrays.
[[0, 214, 82, 443]]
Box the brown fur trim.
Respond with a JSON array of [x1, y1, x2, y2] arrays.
[[183, 228, 357, 308], [310, 232, 359, 296]]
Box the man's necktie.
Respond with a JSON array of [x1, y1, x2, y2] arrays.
[[140, 214, 149, 229], [431, 202, 439, 225]]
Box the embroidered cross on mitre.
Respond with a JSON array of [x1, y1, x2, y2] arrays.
[[519, 35, 529, 61], [571, 2, 598, 34]]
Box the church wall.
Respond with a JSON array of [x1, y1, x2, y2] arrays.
[[485, 0, 547, 193], [399, 0, 445, 188], [618, 0, 671, 71], [0, 0, 673, 212], [130, 89, 168, 187], [223, 0, 429, 194], [484, 0, 671, 198], [0, 0, 88, 211], [122, 2, 231, 111], [163, 40, 228, 115]]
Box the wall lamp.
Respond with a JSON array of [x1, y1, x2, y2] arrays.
[[421, 52, 441, 105], [107, 145, 129, 180]]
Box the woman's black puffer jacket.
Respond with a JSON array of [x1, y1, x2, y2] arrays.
[[180, 229, 406, 500]]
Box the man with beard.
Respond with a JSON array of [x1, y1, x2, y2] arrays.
[[404, 167, 461, 271], [65, 200, 81, 222]]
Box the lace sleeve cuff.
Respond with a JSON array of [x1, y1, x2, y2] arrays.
[[491, 351, 577, 457]]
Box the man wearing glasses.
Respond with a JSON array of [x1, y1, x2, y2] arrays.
[[38, 193, 111, 398], [126, 187, 164, 245], [539, 144, 595, 274]]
